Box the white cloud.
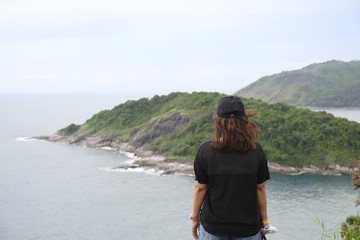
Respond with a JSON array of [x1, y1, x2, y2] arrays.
[[0, 0, 306, 19], [1, 0, 359, 93], [13, 74, 62, 82]]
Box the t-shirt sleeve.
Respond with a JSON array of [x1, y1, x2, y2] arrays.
[[194, 144, 209, 184], [257, 144, 270, 184]]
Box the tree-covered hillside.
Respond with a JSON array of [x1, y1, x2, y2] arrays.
[[235, 60, 360, 107], [60, 92, 360, 167]]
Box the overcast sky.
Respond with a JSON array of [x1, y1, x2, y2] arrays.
[[1, 0, 359, 95]]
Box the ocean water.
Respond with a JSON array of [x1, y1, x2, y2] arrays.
[[0, 94, 359, 240], [307, 107, 360, 123]]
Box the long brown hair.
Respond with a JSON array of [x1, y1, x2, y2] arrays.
[[211, 110, 261, 152]]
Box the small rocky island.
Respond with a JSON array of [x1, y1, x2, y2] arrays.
[[35, 113, 195, 175], [34, 131, 356, 175], [34, 92, 360, 176]]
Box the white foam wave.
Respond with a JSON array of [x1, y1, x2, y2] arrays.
[[15, 137, 41, 142], [283, 171, 305, 176], [322, 173, 342, 176], [175, 173, 195, 177], [99, 166, 163, 175], [124, 159, 136, 165], [99, 167, 122, 172], [100, 146, 114, 151], [99, 147, 139, 160], [122, 152, 138, 159]]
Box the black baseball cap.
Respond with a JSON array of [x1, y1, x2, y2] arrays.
[[216, 96, 245, 119]]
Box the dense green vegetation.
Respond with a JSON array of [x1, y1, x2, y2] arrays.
[[235, 60, 360, 107], [63, 92, 360, 167], [58, 123, 81, 135], [341, 215, 360, 239], [243, 98, 360, 166], [81, 92, 222, 160]]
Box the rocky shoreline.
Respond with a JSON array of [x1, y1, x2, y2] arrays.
[[33, 132, 356, 176]]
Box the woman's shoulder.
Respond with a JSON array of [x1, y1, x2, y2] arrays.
[[248, 142, 265, 154], [198, 141, 213, 149], [196, 141, 218, 154], [254, 142, 267, 158], [255, 142, 264, 149]]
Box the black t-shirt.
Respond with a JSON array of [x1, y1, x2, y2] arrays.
[[194, 141, 270, 237]]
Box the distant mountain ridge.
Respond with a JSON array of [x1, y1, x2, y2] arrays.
[[235, 60, 360, 107]]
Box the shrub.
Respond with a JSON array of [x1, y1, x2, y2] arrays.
[[58, 123, 81, 135], [341, 215, 360, 239]]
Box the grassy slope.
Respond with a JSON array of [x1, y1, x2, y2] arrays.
[[235, 60, 360, 107], [60, 92, 360, 167]]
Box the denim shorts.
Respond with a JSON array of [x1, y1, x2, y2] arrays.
[[198, 224, 261, 240]]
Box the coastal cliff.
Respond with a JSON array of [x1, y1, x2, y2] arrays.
[[35, 131, 356, 175], [34, 92, 360, 175]]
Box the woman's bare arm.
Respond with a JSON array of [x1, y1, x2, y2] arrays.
[[257, 183, 268, 235], [191, 181, 207, 239]]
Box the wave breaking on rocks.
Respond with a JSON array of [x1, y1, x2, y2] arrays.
[[33, 131, 356, 176]]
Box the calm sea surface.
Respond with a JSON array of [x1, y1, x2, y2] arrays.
[[0, 94, 359, 240]]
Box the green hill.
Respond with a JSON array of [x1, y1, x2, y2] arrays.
[[59, 92, 360, 167], [235, 60, 360, 107]]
